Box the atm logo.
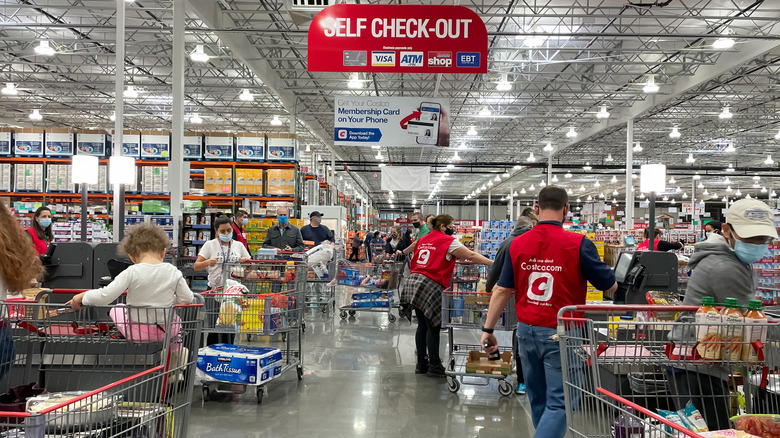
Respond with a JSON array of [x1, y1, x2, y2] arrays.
[[371, 51, 396, 67], [399, 51, 424, 67], [428, 51, 452, 68]]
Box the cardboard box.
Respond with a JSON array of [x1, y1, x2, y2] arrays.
[[465, 351, 513, 375], [196, 344, 283, 386]]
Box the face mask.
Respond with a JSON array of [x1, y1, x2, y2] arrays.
[[219, 232, 233, 243], [242, 218, 248, 226], [444, 227, 455, 236], [733, 240, 769, 265], [39, 218, 52, 228], [278, 215, 289, 225], [412, 222, 421, 229]]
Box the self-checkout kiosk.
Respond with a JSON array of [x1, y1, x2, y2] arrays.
[[42, 242, 123, 292], [612, 250, 679, 303]]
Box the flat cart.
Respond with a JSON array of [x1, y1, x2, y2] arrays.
[[441, 262, 516, 396], [558, 304, 780, 437], [199, 260, 305, 404], [336, 260, 404, 323], [0, 294, 203, 437]]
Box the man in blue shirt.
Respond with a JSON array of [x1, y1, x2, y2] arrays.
[[300, 211, 334, 246]]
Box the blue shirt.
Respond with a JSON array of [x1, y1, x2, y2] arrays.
[[496, 221, 616, 291]]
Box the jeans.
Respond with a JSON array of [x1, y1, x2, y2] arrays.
[[414, 308, 441, 363], [516, 322, 568, 438]]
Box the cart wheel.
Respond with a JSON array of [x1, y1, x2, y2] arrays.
[[281, 333, 287, 343], [202, 387, 209, 403], [498, 380, 513, 396], [339, 310, 348, 319], [348, 310, 356, 317], [388, 314, 396, 323], [256, 387, 264, 404], [297, 366, 303, 381], [302, 322, 306, 333], [246, 334, 252, 342], [447, 377, 460, 393]]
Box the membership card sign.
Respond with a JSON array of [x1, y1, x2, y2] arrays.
[[308, 5, 487, 74], [334, 96, 450, 147]]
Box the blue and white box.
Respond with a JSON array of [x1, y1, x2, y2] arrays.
[[141, 132, 170, 159], [119, 131, 141, 157], [267, 136, 297, 162], [204, 134, 234, 160], [0, 131, 12, 156], [236, 133, 265, 161], [14, 131, 44, 156], [76, 132, 108, 157], [45, 131, 74, 157], [196, 344, 283, 385], [183, 134, 203, 160]]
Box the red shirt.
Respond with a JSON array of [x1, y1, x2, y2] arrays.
[[508, 224, 587, 328], [232, 222, 248, 250], [411, 230, 458, 288], [636, 238, 658, 251], [27, 228, 48, 255]]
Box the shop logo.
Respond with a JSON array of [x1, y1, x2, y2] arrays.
[[456, 52, 480, 68], [399, 51, 424, 67], [371, 51, 396, 67], [527, 272, 554, 302], [428, 51, 452, 67], [337, 129, 348, 139]]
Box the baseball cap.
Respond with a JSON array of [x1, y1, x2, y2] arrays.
[[309, 211, 324, 218], [726, 199, 778, 239]]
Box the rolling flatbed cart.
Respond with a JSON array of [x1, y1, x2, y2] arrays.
[[336, 260, 404, 323]]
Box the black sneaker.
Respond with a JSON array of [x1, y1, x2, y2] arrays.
[[415, 355, 429, 374], [427, 362, 447, 378]]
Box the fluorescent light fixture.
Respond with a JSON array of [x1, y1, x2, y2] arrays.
[[669, 127, 681, 139], [605, 154, 614, 162], [682, 193, 688, 199], [762, 186, 768, 193], [453, 151, 461, 161], [598, 193, 605, 199], [72, 155, 99, 184], [305, 144, 311, 152], [669, 177, 676, 184], [110, 111, 116, 122], [124, 85, 138, 99], [523, 34, 545, 48], [579, 185, 586, 191], [459, 141, 467, 150], [633, 142, 643, 153], [640, 163, 666, 193], [703, 189, 709, 196], [34, 40, 55, 56], [565, 172, 572, 179], [467, 126, 478, 136], [726, 163, 735, 172], [513, 164, 522, 170], [478, 106, 491, 117], [766, 155, 775, 165], [693, 173, 701, 180], [735, 189, 742, 196], [662, 196, 669, 201], [719, 106, 733, 119], [576, 198, 581, 202], [239, 89, 254, 101], [540, 180, 546, 187], [552, 175, 559, 182], [594, 180, 601, 188], [726, 186, 732, 193], [713, 35, 735, 50], [29, 109, 42, 121], [610, 175, 617, 183], [371, 145, 381, 150], [520, 188, 526, 194], [189, 45, 209, 63], [494, 175, 501, 182], [2, 83, 18, 95], [529, 184, 535, 191], [348, 73, 363, 89], [109, 156, 136, 185], [596, 105, 610, 119], [513, 191, 519, 197], [587, 195, 593, 201], [643, 76, 659, 93], [686, 153, 695, 164], [543, 142, 553, 152], [612, 189, 619, 196], [583, 162, 592, 171], [526, 152, 536, 162], [271, 115, 283, 126], [446, 164, 455, 169], [639, 193, 645, 199], [496, 74, 512, 91], [724, 143, 736, 153], [487, 181, 494, 187], [190, 113, 203, 124], [566, 127, 577, 138], [698, 182, 705, 189]]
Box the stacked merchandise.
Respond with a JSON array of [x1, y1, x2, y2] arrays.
[[86, 165, 108, 192], [754, 240, 780, 305], [67, 221, 111, 242], [0, 163, 10, 191], [197, 344, 283, 387], [149, 216, 174, 241], [204, 168, 233, 194], [235, 169, 264, 195], [14, 164, 44, 191], [478, 221, 515, 260], [266, 169, 295, 196], [182, 213, 212, 257], [141, 166, 170, 194], [46, 164, 74, 192]]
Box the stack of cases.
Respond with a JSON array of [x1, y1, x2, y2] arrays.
[[46, 165, 74, 192], [235, 169, 264, 195], [755, 239, 780, 305], [150, 216, 175, 241], [87, 165, 108, 192], [478, 221, 515, 260], [204, 168, 233, 194], [266, 169, 295, 196], [14, 164, 44, 192], [52, 222, 73, 242], [0, 164, 11, 191], [141, 166, 170, 193]]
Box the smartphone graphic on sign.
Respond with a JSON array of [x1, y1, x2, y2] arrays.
[[416, 102, 441, 145]]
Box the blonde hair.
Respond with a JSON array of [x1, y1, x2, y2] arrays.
[[0, 203, 42, 291], [119, 223, 170, 258]]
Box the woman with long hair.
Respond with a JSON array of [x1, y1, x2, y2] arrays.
[[27, 206, 54, 255], [0, 203, 43, 298]]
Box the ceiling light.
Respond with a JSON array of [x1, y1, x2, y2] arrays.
[[459, 141, 467, 150], [686, 153, 695, 164], [703, 189, 709, 196], [523, 34, 545, 48], [189, 44, 209, 63], [746, 194, 753, 199], [496, 74, 512, 91], [447, 164, 455, 169], [240, 89, 254, 101], [762, 186, 768, 193], [775, 129, 780, 140], [676, 186, 682, 192], [662, 196, 669, 201], [669, 177, 676, 184], [526, 152, 536, 162], [467, 126, 478, 136], [605, 154, 614, 162], [513, 191, 519, 197], [529, 184, 535, 191], [643, 76, 659, 94], [110, 111, 116, 122], [610, 175, 617, 183], [539, 180, 546, 187], [669, 127, 681, 139], [443, 172, 450, 177], [378, 163, 386, 167], [639, 193, 645, 199], [520, 188, 526, 194], [305, 144, 311, 152], [771, 191, 777, 198], [513, 164, 522, 170], [480, 185, 487, 191], [34, 40, 55, 56], [632, 173, 638, 179], [633, 142, 643, 153], [29, 109, 42, 121], [726, 186, 732, 193], [576, 198, 581, 202], [271, 115, 283, 126], [587, 195, 593, 201], [583, 162, 592, 171], [599, 192, 605, 199], [568, 188, 573, 195], [596, 105, 610, 119], [713, 35, 736, 50], [2, 83, 18, 96], [190, 113, 203, 124], [452, 151, 461, 161], [494, 175, 501, 182], [753, 175, 761, 181], [375, 151, 383, 160], [722, 196, 728, 202], [552, 175, 559, 183], [726, 164, 735, 172], [693, 173, 701, 180], [487, 181, 494, 187], [612, 189, 618, 196], [463, 196, 469, 201], [566, 127, 577, 138], [503, 172, 510, 178], [698, 182, 705, 189], [766, 155, 775, 165], [579, 185, 586, 191], [543, 142, 554, 153], [724, 143, 736, 153], [594, 181, 601, 188], [478, 106, 491, 117], [719, 106, 733, 119], [565, 172, 572, 179], [348, 73, 363, 89], [124, 85, 138, 99], [682, 193, 688, 199], [735, 189, 742, 196]]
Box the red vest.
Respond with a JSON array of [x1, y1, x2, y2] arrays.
[[508, 224, 587, 328], [636, 238, 658, 251], [27, 228, 48, 255], [411, 230, 458, 288], [232, 222, 248, 249]]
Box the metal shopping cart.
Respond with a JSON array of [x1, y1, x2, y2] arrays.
[[557, 304, 780, 437], [199, 260, 305, 404], [441, 262, 516, 396], [304, 258, 337, 315], [0, 293, 203, 437], [336, 260, 404, 323]]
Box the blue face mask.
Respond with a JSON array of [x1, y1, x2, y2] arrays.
[[219, 232, 233, 243], [278, 215, 288, 225], [242, 218, 248, 226], [733, 240, 769, 265], [39, 218, 52, 228]]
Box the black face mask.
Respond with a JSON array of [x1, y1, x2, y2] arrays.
[[444, 227, 455, 236], [412, 222, 421, 229]]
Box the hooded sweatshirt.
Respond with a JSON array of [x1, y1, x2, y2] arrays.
[[485, 220, 533, 292]]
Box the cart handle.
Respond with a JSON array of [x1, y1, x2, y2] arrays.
[[596, 388, 706, 438]]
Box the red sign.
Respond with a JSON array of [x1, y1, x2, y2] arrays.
[[317, 177, 325, 183], [395, 218, 411, 225], [308, 5, 487, 74]]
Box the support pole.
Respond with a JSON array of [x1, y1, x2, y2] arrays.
[[487, 191, 491, 222], [547, 160, 553, 186], [649, 191, 656, 251], [112, 0, 125, 242], [475, 199, 479, 224], [509, 186, 514, 221], [169, 0, 185, 247], [81, 184, 88, 242], [625, 119, 635, 229]]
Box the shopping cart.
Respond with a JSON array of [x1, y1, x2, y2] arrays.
[[370, 242, 386, 264], [336, 260, 404, 323], [304, 259, 337, 315], [441, 262, 516, 396], [558, 304, 780, 437], [199, 260, 305, 404], [0, 293, 203, 437]]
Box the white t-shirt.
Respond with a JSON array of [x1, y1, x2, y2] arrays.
[[82, 263, 194, 323], [446, 239, 464, 261], [198, 239, 251, 288]]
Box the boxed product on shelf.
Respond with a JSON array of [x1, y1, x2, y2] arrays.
[[266, 134, 297, 162], [14, 164, 44, 191], [204, 132, 234, 160], [115, 129, 141, 157], [44, 128, 74, 157], [141, 166, 169, 193], [140, 130, 170, 160], [76, 130, 109, 157], [183, 132, 203, 160], [266, 168, 295, 196], [204, 167, 232, 194], [46, 164, 74, 192], [13, 129, 44, 156], [0, 163, 11, 191], [236, 132, 265, 161], [0, 129, 11, 156]]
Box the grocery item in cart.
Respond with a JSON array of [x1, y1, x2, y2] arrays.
[[700, 430, 761, 438], [612, 406, 645, 438], [697, 296, 723, 360], [731, 414, 780, 438], [26, 391, 115, 428], [680, 401, 710, 433], [742, 300, 767, 362], [657, 408, 690, 435], [646, 290, 684, 321], [721, 298, 745, 362], [197, 344, 282, 386]]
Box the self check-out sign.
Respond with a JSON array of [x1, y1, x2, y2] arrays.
[[308, 5, 487, 74]]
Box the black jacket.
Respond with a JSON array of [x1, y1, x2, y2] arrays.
[[262, 224, 304, 252], [485, 225, 532, 292]]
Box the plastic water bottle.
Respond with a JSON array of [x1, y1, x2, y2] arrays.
[[612, 407, 645, 438]]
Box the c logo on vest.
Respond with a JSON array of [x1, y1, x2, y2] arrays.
[[527, 272, 554, 302]]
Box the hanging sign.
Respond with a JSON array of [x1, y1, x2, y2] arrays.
[[308, 5, 487, 74]]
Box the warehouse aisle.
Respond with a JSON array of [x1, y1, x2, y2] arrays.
[[188, 308, 534, 437]]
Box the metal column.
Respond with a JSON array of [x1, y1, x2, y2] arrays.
[[169, 0, 185, 247], [487, 191, 491, 222], [508, 186, 514, 221], [625, 119, 635, 229], [547, 160, 553, 186], [475, 199, 479, 224], [111, 0, 125, 242]]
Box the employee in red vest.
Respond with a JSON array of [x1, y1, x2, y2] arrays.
[[231, 209, 249, 250], [481, 186, 617, 438], [27, 206, 53, 255], [404, 214, 493, 377], [636, 227, 683, 252]]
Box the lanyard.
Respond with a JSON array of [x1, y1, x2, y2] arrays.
[[219, 241, 232, 263]]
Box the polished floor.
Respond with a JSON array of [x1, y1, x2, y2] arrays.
[[188, 305, 536, 437]]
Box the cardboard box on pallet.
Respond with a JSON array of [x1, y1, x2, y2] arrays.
[[465, 351, 513, 375]]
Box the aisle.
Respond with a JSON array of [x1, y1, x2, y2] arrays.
[[188, 308, 536, 437]]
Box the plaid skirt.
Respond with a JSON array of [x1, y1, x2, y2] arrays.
[[401, 273, 444, 327]]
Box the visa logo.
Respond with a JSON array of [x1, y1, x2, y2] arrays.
[[399, 51, 424, 67], [456, 52, 480, 68], [371, 51, 396, 67]]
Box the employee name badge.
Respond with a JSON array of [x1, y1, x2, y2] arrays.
[[14, 132, 44, 156], [141, 134, 170, 159], [266, 138, 296, 162], [0, 132, 12, 155], [204, 136, 234, 160], [183, 136, 203, 159], [45, 132, 74, 157], [236, 136, 265, 161], [76, 133, 107, 156]]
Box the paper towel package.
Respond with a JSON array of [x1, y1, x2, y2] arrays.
[[197, 344, 282, 385]]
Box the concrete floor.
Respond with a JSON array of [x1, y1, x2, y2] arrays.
[[188, 306, 536, 437]]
